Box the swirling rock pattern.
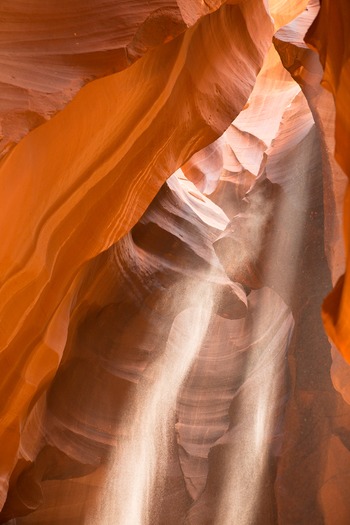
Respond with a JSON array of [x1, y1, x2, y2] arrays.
[[0, 0, 231, 157], [0, 2, 275, 510], [303, 0, 350, 369], [2, 1, 350, 524]]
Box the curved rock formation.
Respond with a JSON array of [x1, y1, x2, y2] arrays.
[[302, 0, 350, 366], [0, 0, 234, 157], [0, 3, 276, 509], [2, 1, 350, 524]]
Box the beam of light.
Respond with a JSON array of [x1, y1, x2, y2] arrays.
[[214, 288, 294, 525], [88, 282, 214, 525], [212, 98, 315, 524]]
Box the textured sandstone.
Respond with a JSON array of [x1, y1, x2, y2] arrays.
[[1, 1, 350, 524], [0, 0, 236, 157], [0, 0, 275, 512], [303, 1, 350, 368]]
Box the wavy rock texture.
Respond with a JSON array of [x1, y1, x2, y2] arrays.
[[301, 0, 350, 369], [273, 8, 350, 521], [2, 1, 350, 524], [0, 2, 275, 510], [274, 0, 350, 400], [0, 0, 236, 158]]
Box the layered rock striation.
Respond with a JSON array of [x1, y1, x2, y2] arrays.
[[2, 1, 350, 524]]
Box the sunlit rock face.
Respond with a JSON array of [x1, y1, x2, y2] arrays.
[[1, 1, 350, 524], [0, 0, 220, 157]]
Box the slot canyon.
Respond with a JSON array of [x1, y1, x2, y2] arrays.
[[1, 1, 350, 523]]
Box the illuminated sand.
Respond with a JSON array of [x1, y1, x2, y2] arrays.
[[2, 1, 350, 524]]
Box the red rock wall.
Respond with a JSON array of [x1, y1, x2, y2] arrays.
[[302, 1, 350, 369], [0, 4, 274, 511], [2, 1, 350, 524]]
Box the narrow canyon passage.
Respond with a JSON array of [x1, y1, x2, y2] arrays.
[[1, 1, 350, 524]]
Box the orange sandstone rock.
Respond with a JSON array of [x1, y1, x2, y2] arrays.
[[0, 1, 275, 511], [0, 0, 237, 158], [304, 1, 350, 363], [0, 1, 345, 523]]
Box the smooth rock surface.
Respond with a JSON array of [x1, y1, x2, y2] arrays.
[[1, 1, 350, 524]]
